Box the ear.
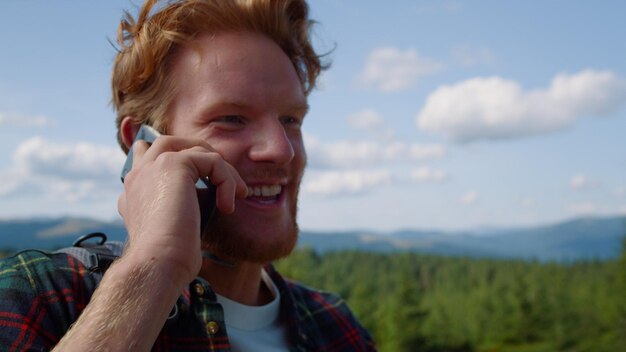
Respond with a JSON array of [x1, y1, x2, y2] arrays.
[[120, 116, 141, 150]]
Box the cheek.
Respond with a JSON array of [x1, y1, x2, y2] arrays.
[[211, 142, 247, 165], [293, 140, 306, 170]]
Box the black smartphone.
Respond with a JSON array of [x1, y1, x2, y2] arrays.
[[120, 125, 217, 236]]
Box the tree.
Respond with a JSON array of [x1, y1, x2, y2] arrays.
[[377, 255, 430, 352]]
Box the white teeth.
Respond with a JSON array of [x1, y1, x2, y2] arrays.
[[247, 185, 282, 197]]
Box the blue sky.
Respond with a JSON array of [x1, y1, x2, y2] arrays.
[[1, 1, 625, 232]]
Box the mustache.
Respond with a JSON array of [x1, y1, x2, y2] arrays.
[[240, 167, 290, 181]]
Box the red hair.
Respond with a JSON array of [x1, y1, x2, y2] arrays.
[[111, 0, 325, 152]]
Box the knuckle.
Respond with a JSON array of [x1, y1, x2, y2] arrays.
[[155, 151, 176, 165]]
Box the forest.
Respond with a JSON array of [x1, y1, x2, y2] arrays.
[[275, 241, 626, 352], [1, 242, 624, 351]]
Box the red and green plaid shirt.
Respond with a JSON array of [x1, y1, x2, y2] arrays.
[[0, 249, 375, 351]]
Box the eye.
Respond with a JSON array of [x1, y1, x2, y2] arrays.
[[217, 115, 245, 124], [280, 116, 303, 127]]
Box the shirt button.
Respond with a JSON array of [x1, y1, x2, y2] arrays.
[[206, 321, 220, 335], [194, 283, 205, 296]]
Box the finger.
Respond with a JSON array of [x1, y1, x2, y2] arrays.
[[117, 192, 126, 218], [218, 163, 248, 213], [183, 151, 246, 214], [185, 148, 247, 199], [131, 140, 150, 168], [230, 163, 248, 199], [143, 136, 215, 161]]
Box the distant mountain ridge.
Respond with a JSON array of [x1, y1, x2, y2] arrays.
[[0, 217, 127, 250], [0, 216, 624, 261]]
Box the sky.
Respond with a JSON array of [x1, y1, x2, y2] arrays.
[[1, 1, 625, 233]]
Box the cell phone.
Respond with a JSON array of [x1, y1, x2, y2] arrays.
[[120, 125, 217, 236]]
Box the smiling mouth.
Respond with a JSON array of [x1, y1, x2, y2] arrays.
[[246, 184, 282, 200]]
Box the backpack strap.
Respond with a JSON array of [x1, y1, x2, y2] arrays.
[[56, 232, 124, 274], [56, 232, 181, 320]]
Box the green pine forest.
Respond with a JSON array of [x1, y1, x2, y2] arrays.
[[1, 241, 625, 351], [275, 241, 626, 352]]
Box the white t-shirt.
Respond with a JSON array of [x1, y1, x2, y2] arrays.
[[215, 270, 290, 352]]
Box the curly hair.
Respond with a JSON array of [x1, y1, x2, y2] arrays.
[[111, 0, 326, 152]]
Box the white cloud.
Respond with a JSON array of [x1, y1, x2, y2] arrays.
[[0, 137, 125, 203], [614, 186, 626, 197], [460, 191, 478, 205], [302, 136, 447, 196], [0, 169, 24, 196], [410, 167, 447, 183], [570, 174, 589, 190], [519, 197, 535, 208], [409, 144, 446, 160], [0, 112, 55, 128], [12, 137, 124, 181], [358, 47, 443, 92], [346, 109, 385, 130], [417, 69, 626, 143], [568, 202, 596, 216], [307, 140, 396, 168], [302, 170, 392, 196], [451, 44, 496, 66], [346, 109, 394, 139], [305, 138, 446, 169]]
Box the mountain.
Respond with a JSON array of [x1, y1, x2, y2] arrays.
[[0, 217, 127, 250], [0, 216, 624, 261], [296, 216, 626, 261]]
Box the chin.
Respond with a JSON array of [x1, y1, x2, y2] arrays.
[[202, 215, 299, 264]]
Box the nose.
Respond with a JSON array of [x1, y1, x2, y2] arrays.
[[248, 120, 295, 164]]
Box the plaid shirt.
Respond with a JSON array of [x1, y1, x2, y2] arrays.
[[0, 249, 376, 351]]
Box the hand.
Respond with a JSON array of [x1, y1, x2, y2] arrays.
[[117, 136, 248, 285]]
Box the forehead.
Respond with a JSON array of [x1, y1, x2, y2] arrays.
[[170, 32, 306, 111]]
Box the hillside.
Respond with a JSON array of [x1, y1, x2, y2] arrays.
[[0, 215, 624, 261]]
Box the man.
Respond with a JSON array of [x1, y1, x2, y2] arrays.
[[0, 0, 375, 350]]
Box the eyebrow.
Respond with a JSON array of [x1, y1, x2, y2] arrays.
[[211, 101, 309, 115], [289, 103, 310, 116]]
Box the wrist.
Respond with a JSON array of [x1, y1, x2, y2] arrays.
[[55, 249, 189, 350], [117, 245, 201, 288]]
